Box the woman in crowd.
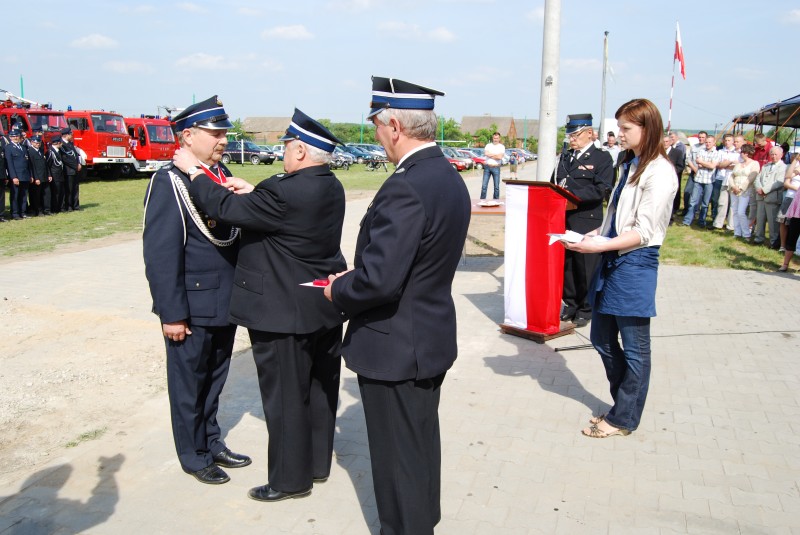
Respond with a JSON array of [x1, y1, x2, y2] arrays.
[[727, 144, 759, 240], [778, 156, 800, 272], [778, 154, 800, 253], [563, 98, 677, 438]]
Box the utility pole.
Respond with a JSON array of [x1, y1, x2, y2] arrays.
[[600, 31, 609, 139], [535, 0, 562, 182]]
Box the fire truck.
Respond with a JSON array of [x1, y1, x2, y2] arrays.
[[64, 110, 137, 177], [0, 90, 67, 147], [124, 115, 178, 174]]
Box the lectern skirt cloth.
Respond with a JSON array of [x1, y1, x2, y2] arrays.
[[589, 246, 660, 318]]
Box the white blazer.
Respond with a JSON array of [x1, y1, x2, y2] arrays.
[[598, 155, 678, 255]]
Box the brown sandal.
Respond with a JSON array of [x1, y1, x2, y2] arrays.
[[589, 413, 606, 425], [581, 423, 631, 438]]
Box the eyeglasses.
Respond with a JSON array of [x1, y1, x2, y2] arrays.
[[567, 130, 589, 139]]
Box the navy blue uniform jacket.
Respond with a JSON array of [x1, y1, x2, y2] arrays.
[[555, 144, 614, 233], [142, 165, 238, 327], [4, 142, 32, 182], [189, 164, 346, 335], [331, 145, 471, 381]]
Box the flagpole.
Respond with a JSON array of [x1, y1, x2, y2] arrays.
[[667, 57, 676, 134], [600, 31, 609, 138]]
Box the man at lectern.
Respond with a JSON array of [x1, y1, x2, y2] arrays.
[[553, 113, 614, 327]]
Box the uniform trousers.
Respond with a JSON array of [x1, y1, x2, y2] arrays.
[[166, 323, 236, 472], [65, 173, 79, 210], [359, 372, 446, 535], [563, 249, 600, 321], [51, 181, 65, 213], [10, 181, 29, 218], [249, 326, 342, 493]]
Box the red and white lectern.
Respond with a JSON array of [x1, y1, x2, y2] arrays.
[[500, 180, 580, 342]]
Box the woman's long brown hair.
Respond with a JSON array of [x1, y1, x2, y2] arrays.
[[615, 99, 667, 186]]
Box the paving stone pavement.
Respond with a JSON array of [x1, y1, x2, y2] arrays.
[[1, 164, 799, 534]]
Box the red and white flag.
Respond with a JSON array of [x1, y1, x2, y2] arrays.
[[674, 22, 686, 80]]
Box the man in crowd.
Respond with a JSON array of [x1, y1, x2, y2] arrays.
[[752, 132, 773, 170], [553, 113, 614, 327], [178, 108, 347, 502], [603, 131, 620, 167], [325, 77, 471, 535], [681, 131, 707, 215], [60, 128, 81, 212], [480, 132, 505, 200], [753, 145, 787, 247], [143, 95, 250, 486], [0, 130, 8, 222], [711, 133, 739, 230], [3, 129, 32, 220], [682, 134, 718, 228], [667, 132, 686, 216], [27, 135, 49, 216], [47, 137, 66, 214]]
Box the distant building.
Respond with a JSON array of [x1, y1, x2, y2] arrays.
[[242, 117, 292, 144], [460, 115, 539, 148]]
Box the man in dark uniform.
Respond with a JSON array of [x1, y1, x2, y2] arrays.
[[47, 137, 66, 214], [3, 129, 32, 220], [553, 114, 614, 327], [325, 77, 471, 535], [0, 130, 8, 222], [175, 108, 347, 502], [142, 95, 250, 485], [60, 128, 81, 212], [27, 135, 48, 216]]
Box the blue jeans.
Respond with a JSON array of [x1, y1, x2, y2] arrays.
[[683, 181, 713, 227], [590, 312, 651, 432], [710, 180, 724, 224], [481, 165, 500, 199]]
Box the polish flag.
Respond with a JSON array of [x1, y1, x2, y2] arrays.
[[674, 22, 686, 80], [504, 183, 568, 335]]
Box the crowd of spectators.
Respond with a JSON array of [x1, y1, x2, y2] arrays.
[[667, 130, 800, 271]]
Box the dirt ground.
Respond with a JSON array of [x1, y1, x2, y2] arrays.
[[0, 188, 505, 491]]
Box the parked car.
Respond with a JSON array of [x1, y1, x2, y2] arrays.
[[441, 146, 474, 170], [459, 148, 486, 169], [445, 156, 467, 172], [341, 145, 377, 164], [333, 146, 355, 165], [221, 140, 276, 165], [347, 143, 386, 157], [270, 144, 285, 161]]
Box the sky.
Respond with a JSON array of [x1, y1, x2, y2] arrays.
[[2, 0, 798, 134]]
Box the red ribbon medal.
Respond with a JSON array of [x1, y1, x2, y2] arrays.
[[201, 165, 227, 185]]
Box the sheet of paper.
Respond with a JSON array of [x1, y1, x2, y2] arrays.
[[299, 279, 330, 288], [547, 232, 610, 245]]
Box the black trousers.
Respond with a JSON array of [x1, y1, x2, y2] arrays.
[[51, 180, 65, 213], [358, 372, 446, 535], [165, 323, 236, 472], [65, 172, 79, 210], [562, 248, 600, 320], [249, 326, 342, 493], [39, 180, 52, 214]]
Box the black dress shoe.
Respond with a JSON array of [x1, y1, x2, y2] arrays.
[[212, 448, 252, 468], [573, 317, 590, 328], [559, 313, 574, 322], [248, 484, 312, 502], [189, 464, 230, 485]]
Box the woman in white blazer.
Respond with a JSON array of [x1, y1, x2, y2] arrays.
[[563, 98, 678, 438]]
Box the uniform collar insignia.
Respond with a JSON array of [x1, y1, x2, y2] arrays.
[[396, 168, 405, 173]]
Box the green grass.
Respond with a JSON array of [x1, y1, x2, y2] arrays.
[[65, 427, 107, 448], [0, 162, 389, 257]]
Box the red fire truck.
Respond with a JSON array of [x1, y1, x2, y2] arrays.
[[0, 91, 67, 147], [125, 115, 178, 174], [64, 110, 137, 177]]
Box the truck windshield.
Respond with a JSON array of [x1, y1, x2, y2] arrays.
[[91, 114, 127, 134], [146, 125, 175, 143], [28, 113, 68, 132]]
